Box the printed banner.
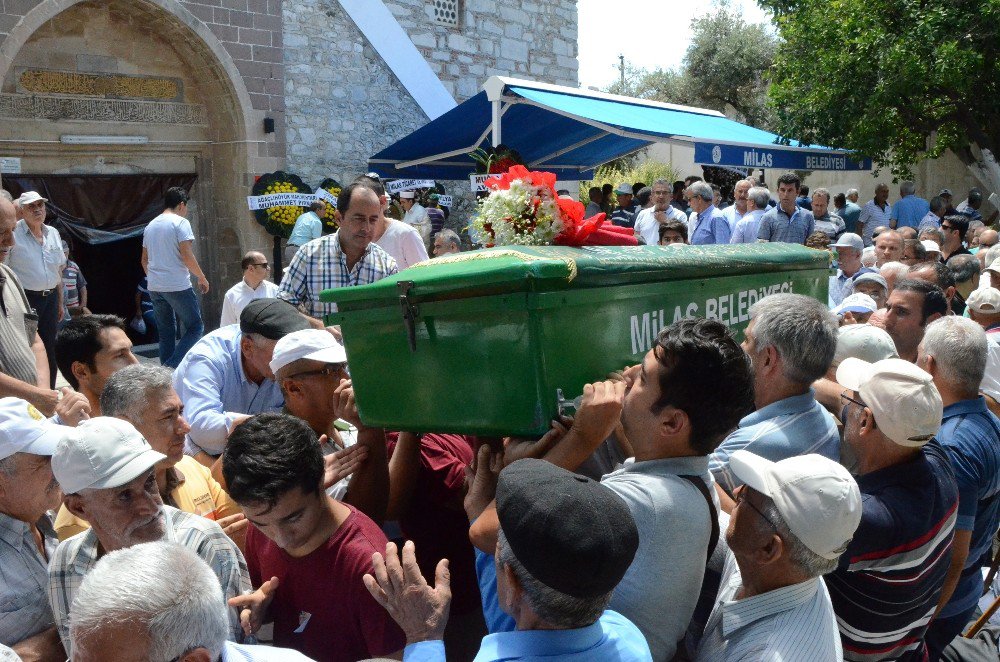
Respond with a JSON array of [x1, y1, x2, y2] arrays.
[[693, 142, 872, 172], [247, 192, 316, 210], [385, 178, 436, 194], [314, 188, 338, 208], [470, 174, 502, 192], [437, 195, 453, 207]]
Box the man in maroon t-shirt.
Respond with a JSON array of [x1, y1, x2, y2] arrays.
[[223, 413, 405, 662]]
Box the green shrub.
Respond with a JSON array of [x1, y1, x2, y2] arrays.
[[579, 160, 680, 204]]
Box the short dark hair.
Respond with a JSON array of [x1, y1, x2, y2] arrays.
[[163, 187, 189, 209], [776, 173, 801, 190], [650, 319, 754, 454], [635, 186, 652, 207], [353, 175, 385, 197], [684, 176, 702, 186], [338, 182, 378, 216], [902, 238, 926, 262], [672, 181, 686, 194], [240, 252, 263, 270], [833, 192, 846, 206], [55, 315, 128, 389], [799, 185, 810, 196], [893, 278, 949, 323], [947, 253, 981, 284], [658, 220, 688, 243], [310, 201, 325, 213], [943, 214, 970, 237], [589, 186, 601, 197], [632, 182, 646, 196], [909, 261, 954, 290], [222, 413, 324, 509]]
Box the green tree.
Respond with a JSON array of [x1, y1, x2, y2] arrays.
[[759, 0, 1000, 190]]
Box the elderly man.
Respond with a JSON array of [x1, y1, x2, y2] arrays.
[[48, 417, 251, 654], [826, 357, 958, 660], [53, 314, 138, 416], [694, 451, 861, 660], [471, 318, 755, 659], [875, 229, 904, 266], [940, 215, 972, 262], [829, 233, 871, 306], [0, 399, 70, 660], [633, 179, 688, 246], [173, 298, 310, 460], [432, 229, 462, 257], [366, 459, 650, 661], [758, 173, 815, 244], [53, 364, 243, 543], [710, 294, 840, 503], [687, 181, 731, 245], [730, 186, 770, 244], [400, 190, 432, 248], [946, 253, 981, 315], [891, 181, 931, 229], [359, 178, 429, 269], [884, 279, 948, 362], [219, 251, 280, 327], [859, 183, 892, 247], [812, 188, 846, 239], [967, 288, 1000, 334], [286, 201, 324, 265], [70, 541, 309, 661], [851, 272, 889, 309], [901, 238, 928, 266], [917, 317, 1000, 658], [722, 178, 752, 230], [223, 413, 406, 661], [279, 183, 398, 320], [921, 196, 947, 232], [7, 191, 64, 387], [610, 183, 638, 228]]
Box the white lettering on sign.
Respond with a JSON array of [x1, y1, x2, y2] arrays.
[[437, 195, 453, 207], [0, 157, 21, 174], [628, 281, 794, 354], [804, 155, 849, 170], [314, 188, 338, 208], [470, 174, 502, 192], [246, 192, 316, 210], [385, 178, 436, 194], [743, 150, 774, 168]]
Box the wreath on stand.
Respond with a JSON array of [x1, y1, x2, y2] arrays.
[[316, 178, 342, 233], [251, 171, 312, 239]]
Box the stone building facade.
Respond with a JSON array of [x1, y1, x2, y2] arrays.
[[0, 0, 579, 325]]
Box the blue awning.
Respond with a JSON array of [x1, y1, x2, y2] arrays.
[[368, 77, 871, 181]]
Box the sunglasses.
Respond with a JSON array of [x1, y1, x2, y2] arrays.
[[253, 263, 270, 269], [285, 364, 348, 380]]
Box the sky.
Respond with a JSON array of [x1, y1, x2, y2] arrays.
[[576, 0, 771, 90]]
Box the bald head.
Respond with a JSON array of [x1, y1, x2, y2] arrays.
[[240, 251, 270, 287], [0, 197, 16, 263]]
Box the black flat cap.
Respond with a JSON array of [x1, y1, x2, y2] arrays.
[[496, 459, 639, 598], [240, 298, 310, 340]]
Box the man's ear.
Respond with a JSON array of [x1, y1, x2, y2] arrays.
[[64, 493, 88, 520], [180, 648, 213, 662], [71, 360, 90, 387]]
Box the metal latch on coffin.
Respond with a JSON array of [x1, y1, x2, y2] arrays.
[[398, 281, 420, 352]]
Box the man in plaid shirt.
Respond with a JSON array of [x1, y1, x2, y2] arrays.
[[279, 182, 397, 320], [47, 417, 250, 655]]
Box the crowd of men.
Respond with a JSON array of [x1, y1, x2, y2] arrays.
[[1, 171, 1000, 662]]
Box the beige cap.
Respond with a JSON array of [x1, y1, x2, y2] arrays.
[[399, 191, 416, 199], [52, 417, 166, 494], [836, 357, 942, 447], [987, 258, 1000, 275], [730, 450, 862, 560], [920, 239, 941, 254], [967, 287, 1000, 314], [833, 324, 898, 365]]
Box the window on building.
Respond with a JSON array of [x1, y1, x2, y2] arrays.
[[432, 0, 460, 26]]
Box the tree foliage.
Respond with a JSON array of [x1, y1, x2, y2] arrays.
[[759, 0, 1000, 183], [608, 2, 778, 130]]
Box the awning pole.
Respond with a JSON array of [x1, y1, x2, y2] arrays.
[[491, 100, 502, 146]]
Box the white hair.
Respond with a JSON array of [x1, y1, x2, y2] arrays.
[[861, 247, 877, 268], [760, 499, 839, 576], [922, 316, 987, 395], [70, 541, 228, 660], [747, 186, 770, 210], [687, 181, 713, 202], [900, 181, 916, 196], [880, 261, 910, 280], [984, 244, 1000, 269], [846, 188, 860, 198]]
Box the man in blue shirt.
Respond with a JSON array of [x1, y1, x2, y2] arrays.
[[285, 201, 324, 265], [891, 181, 931, 230], [172, 298, 310, 459], [686, 181, 731, 245], [710, 293, 840, 504], [917, 316, 1000, 659], [835, 192, 863, 235], [757, 173, 815, 244], [364, 459, 652, 662]]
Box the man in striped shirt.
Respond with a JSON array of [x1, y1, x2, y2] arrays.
[[826, 357, 958, 661], [278, 183, 397, 320]]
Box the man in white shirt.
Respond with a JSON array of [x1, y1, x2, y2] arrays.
[[357, 178, 428, 269], [634, 179, 688, 246], [730, 186, 770, 244], [400, 191, 431, 249], [220, 252, 280, 327], [7, 191, 64, 388], [141, 188, 209, 368]]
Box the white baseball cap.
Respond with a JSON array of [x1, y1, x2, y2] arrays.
[[730, 450, 862, 560], [16, 191, 46, 206], [967, 287, 1000, 314], [852, 272, 888, 292], [836, 357, 942, 447], [831, 233, 864, 251], [52, 417, 166, 494], [833, 293, 878, 316], [833, 324, 898, 365], [921, 239, 941, 254], [399, 191, 416, 199], [270, 329, 347, 376], [0, 397, 70, 461], [987, 258, 1000, 275], [615, 183, 632, 195]]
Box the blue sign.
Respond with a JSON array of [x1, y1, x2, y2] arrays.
[[694, 142, 871, 171]]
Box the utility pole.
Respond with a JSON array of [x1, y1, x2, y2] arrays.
[[618, 54, 625, 89]]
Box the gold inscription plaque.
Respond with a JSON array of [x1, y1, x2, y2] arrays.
[[18, 70, 180, 101]]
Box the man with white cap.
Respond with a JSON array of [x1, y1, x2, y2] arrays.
[[400, 190, 431, 248], [916, 317, 1000, 658], [0, 398, 70, 659], [48, 417, 251, 653], [7, 191, 63, 388], [610, 183, 638, 228], [829, 233, 873, 306], [270, 328, 387, 521], [693, 450, 861, 661], [826, 357, 958, 660], [850, 271, 889, 309], [923, 239, 943, 261], [833, 293, 878, 323]]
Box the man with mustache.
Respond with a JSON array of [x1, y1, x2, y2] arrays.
[[47, 417, 251, 655], [0, 398, 72, 660]]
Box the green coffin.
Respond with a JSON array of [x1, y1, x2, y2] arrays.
[[322, 244, 829, 436]]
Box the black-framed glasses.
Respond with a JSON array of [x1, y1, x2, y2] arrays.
[[839, 391, 869, 426], [734, 485, 777, 530], [253, 262, 270, 269], [285, 364, 347, 380]]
